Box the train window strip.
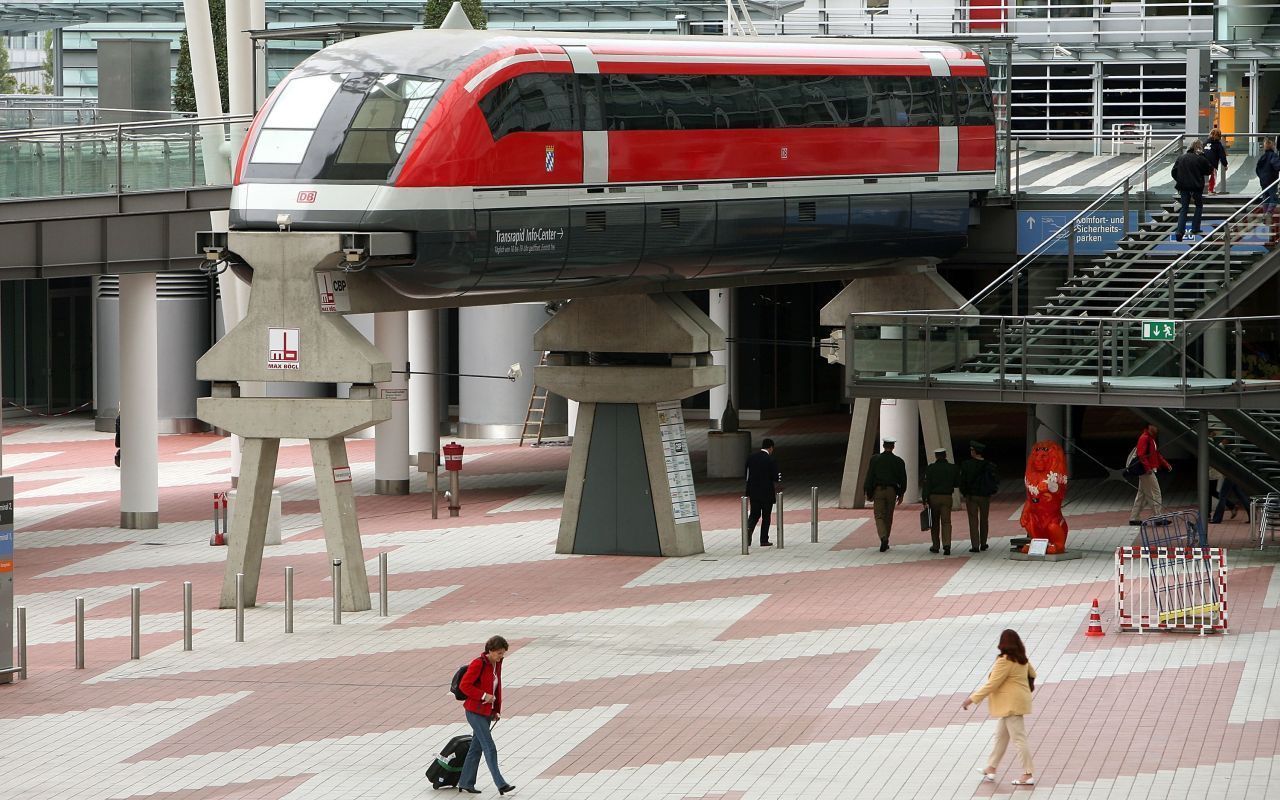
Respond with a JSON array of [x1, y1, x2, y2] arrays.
[[478, 72, 993, 140]]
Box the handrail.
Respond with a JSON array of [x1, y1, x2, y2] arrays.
[[1116, 176, 1280, 316], [845, 312, 1280, 326], [965, 132, 1185, 313], [0, 113, 252, 141]]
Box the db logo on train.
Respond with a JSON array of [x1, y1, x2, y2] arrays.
[[297, 190, 318, 203]]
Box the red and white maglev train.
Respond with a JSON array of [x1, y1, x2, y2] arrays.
[[230, 30, 996, 298]]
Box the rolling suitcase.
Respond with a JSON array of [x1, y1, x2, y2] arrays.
[[425, 734, 472, 790]]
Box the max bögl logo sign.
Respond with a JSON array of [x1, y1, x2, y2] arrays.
[[267, 327, 300, 369]]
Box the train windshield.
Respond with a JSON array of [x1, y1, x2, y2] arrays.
[[245, 72, 442, 181]]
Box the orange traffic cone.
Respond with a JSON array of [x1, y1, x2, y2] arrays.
[[1085, 598, 1105, 637]]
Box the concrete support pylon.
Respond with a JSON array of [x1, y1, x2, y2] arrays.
[[374, 312, 410, 495], [534, 294, 724, 557], [119, 272, 159, 529], [839, 397, 878, 508], [197, 232, 390, 610]]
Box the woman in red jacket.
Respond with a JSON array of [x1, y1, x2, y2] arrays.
[[458, 635, 515, 795]]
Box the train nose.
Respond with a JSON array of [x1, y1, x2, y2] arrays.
[[230, 184, 382, 230]]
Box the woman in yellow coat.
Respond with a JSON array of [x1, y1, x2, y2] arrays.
[[962, 629, 1037, 786]]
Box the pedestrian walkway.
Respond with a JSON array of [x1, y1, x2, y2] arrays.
[[1, 415, 1276, 799], [1014, 149, 1176, 196]]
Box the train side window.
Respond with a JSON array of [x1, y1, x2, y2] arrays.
[[958, 77, 995, 126], [873, 77, 910, 127], [758, 75, 833, 128], [838, 76, 875, 127], [657, 75, 713, 130], [478, 79, 526, 139], [905, 76, 939, 126], [933, 77, 958, 127], [604, 74, 666, 131], [516, 73, 578, 132], [707, 75, 759, 129], [806, 76, 844, 127], [479, 73, 578, 140]]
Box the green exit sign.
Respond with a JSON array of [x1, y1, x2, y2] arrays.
[[1141, 321, 1177, 341]]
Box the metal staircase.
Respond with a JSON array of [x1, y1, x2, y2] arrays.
[[843, 136, 1280, 493], [965, 192, 1280, 378]]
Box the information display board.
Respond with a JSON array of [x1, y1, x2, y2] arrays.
[[656, 401, 700, 524], [1, 476, 14, 684]]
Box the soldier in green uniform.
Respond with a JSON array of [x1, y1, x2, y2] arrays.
[[864, 438, 907, 552], [958, 440, 998, 552], [923, 448, 961, 555]]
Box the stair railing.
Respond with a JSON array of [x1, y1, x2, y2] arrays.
[[967, 133, 1185, 316], [1116, 176, 1280, 319]]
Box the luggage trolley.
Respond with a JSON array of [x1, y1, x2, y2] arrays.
[[1139, 510, 1220, 629]]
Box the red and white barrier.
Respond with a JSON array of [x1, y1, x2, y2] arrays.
[[210, 491, 228, 546], [1115, 546, 1227, 635]]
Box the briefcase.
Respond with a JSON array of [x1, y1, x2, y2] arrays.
[[919, 505, 932, 531]]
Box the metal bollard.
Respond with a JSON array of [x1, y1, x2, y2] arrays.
[[811, 486, 819, 543], [74, 597, 85, 669], [331, 559, 343, 625], [16, 606, 27, 680], [379, 552, 389, 617], [740, 496, 750, 555], [234, 573, 245, 643], [130, 586, 141, 660], [182, 582, 193, 652], [284, 566, 294, 634], [776, 491, 785, 549]]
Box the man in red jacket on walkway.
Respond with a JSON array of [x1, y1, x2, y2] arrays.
[[1129, 424, 1173, 525]]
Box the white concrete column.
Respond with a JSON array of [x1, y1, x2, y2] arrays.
[[1034, 404, 1066, 444], [880, 325, 919, 500], [409, 309, 441, 460], [880, 398, 920, 502], [180, 0, 230, 184], [374, 312, 410, 494], [225, 0, 253, 158], [248, 0, 266, 109], [567, 399, 579, 440], [708, 288, 731, 429], [119, 272, 159, 529], [459, 303, 544, 439]]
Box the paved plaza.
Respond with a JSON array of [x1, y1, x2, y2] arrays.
[[2, 415, 1277, 799]]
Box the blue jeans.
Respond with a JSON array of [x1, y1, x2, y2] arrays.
[[459, 710, 508, 790], [1176, 189, 1203, 236]]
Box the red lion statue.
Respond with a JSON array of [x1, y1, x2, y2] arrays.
[[1020, 440, 1069, 554]]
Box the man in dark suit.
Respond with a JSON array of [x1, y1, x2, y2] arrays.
[[745, 438, 781, 546]]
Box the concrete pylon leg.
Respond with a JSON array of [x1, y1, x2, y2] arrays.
[[311, 436, 371, 611], [220, 436, 279, 608], [119, 271, 159, 529], [840, 397, 879, 508], [534, 294, 724, 557], [374, 311, 410, 494]]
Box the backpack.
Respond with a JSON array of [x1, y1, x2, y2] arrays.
[[450, 659, 482, 701], [977, 462, 999, 496]]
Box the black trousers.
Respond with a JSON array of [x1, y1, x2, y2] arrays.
[[748, 494, 775, 543]]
